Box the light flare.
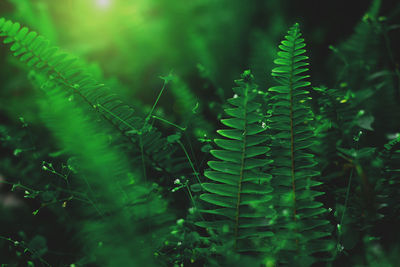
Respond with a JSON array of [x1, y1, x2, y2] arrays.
[[96, 0, 111, 9]]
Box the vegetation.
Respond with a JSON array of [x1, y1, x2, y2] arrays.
[[1, 0, 399, 266]]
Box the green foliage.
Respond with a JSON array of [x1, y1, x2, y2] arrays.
[[197, 70, 275, 254], [0, 17, 174, 266], [0, 17, 189, 182], [169, 74, 215, 138], [1, 1, 400, 266], [378, 135, 400, 222], [37, 79, 171, 266], [267, 24, 332, 265]]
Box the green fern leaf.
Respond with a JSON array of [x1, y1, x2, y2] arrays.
[[197, 70, 275, 253], [268, 23, 333, 264]]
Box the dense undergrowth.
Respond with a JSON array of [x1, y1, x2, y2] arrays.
[[1, 0, 400, 266]]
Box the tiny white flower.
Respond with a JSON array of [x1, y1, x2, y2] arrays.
[[233, 94, 238, 98], [174, 179, 181, 185], [261, 122, 267, 129]]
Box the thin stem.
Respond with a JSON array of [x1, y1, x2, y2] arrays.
[[340, 168, 354, 233], [330, 167, 354, 265], [146, 80, 168, 122], [0, 236, 51, 266], [184, 182, 204, 221], [139, 134, 147, 181], [152, 115, 186, 131], [233, 85, 249, 250], [96, 103, 137, 131], [177, 141, 202, 186]]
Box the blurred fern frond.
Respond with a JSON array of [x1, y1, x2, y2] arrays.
[[0, 17, 189, 181]]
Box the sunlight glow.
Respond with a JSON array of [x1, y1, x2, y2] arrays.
[[96, 0, 111, 9]]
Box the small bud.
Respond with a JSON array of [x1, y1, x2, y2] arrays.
[[188, 207, 195, 214], [13, 149, 22, 156], [261, 122, 267, 129]]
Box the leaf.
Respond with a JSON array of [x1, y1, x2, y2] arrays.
[[198, 71, 274, 253], [267, 23, 332, 264]]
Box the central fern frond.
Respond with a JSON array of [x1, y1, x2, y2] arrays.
[[268, 23, 333, 265], [197, 70, 275, 253]]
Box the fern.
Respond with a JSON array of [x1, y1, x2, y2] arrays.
[[0, 18, 176, 266], [331, 0, 381, 88], [267, 23, 333, 265], [196, 70, 275, 254], [377, 135, 400, 221], [0, 17, 189, 181], [38, 79, 171, 266], [2, 5, 399, 266], [330, 0, 400, 137]]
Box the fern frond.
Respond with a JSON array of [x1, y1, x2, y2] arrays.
[[377, 135, 400, 220], [339, 0, 381, 68], [268, 23, 333, 264], [34, 76, 172, 266], [196, 70, 275, 253], [330, 0, 382, 88], [0, 17, 131, 135], [0, 17, 188, 180], [0, 17, 179, 266]]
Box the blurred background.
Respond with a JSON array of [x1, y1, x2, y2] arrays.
[[1, 0, 398, 120]]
